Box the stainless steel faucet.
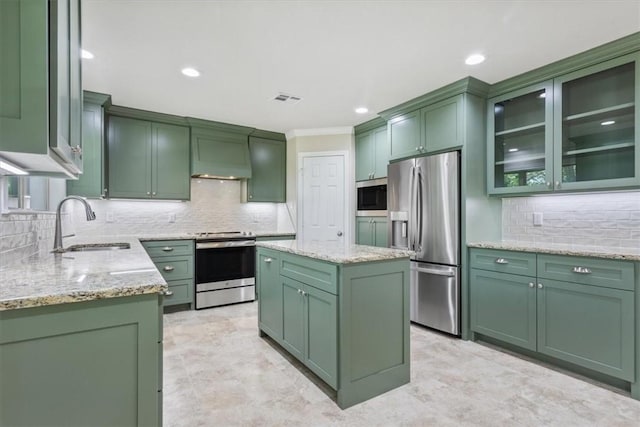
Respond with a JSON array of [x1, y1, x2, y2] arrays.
[[53, 196, 96, 252]]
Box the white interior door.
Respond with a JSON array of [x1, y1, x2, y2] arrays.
[[300, 154, 346, 243]]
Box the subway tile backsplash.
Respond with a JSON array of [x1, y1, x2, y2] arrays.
[[502, 191, 640, 249], [0, 212, 56, 268]]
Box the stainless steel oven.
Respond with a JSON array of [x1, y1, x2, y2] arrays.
[[195, 232, 256, 309]]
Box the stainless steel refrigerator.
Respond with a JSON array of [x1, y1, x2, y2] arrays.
[[388, 151, 460, 335]]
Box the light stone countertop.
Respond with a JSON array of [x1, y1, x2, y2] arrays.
[[467, 241, 640, 262], [257, 239, 413, 264], [0, 236, 167, 311]]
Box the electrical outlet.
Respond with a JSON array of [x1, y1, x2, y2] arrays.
[[168, 213, 176, 223], [106, 211, 114, 223], [533, 212, 543, 226]]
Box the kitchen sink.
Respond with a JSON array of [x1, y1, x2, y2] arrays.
[[64, 243, 131, 252]]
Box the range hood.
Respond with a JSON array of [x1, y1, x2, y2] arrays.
[[188, 118, 254, 179]]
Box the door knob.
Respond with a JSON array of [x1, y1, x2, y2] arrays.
[[337, 231, 343, 237]]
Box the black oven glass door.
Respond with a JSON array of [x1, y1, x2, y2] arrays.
[[196, 246, 255, 284], [357, 185, 387, 210]]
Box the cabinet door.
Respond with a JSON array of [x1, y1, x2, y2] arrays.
[[247, 137, 286, 202], [107, 116, 152, 198], [152, 123, 190, 200], [389, 111, 421, 160], [373, 126, 389, 179], [281, 277, 305, 361], [355, 131, 374, 181], [422, 95, 464, 153], [355, 217, 374, 246], [488, 82, 554, 195], [553, 53, 639, 191], [67, 101, 104, 198], [191, 129, 251, 178], [257, 251, 283, 340], [0, 0, 49, 155], [470, 269, 537, 351], [373, 218, 388, 248], [537, 279, 635, 381], [304, 284, 337, 389]]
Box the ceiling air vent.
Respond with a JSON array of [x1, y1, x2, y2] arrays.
[[272, 92, 302, 104]]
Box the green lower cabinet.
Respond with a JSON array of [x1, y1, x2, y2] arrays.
[[537, 279, 635, 381], [257, 247, 410, 408], [142, 239, 194, 308], [356, 217, 388, 248], [282, 277, 305, 361], [304, 283, 338, 388], [257, 250, 283, 339], [470, 269, 537, 351], [0, 294, 161, 426]]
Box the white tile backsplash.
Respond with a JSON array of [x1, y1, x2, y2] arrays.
[[0, 212, 56, 268], [502, 191, 640, 250]]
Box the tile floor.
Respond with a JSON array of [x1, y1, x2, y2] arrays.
[[163, 302, 640, 426]]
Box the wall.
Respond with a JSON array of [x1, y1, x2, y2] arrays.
[[285, 129, 355, 237], [502, 191, 640, 249], [0, 212, 56, 268], [65, 179, 294, 237]]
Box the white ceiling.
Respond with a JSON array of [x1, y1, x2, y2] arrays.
[[82, 0, 640, 134]]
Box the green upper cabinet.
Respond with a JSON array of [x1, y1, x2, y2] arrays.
[[247, 135, 286, 202], [67, 92, 111, 198], [388, 94, 465, 161], [0, 0, 82, 177], [488, 51, 640, 195], [355, 125, 389, 181], [423, 94, 464, 153], [107, 115, 190, 200], [389, 111, 422, 160], [553, 53, 639, 191], [488, 82, 554, 194], [189, 119, 254, 179]]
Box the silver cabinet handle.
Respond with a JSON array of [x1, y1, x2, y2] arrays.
[[538, 283, 543, 289], [264, 257, 272, 263], [297, 289, 302, 294], [555, 181, 560, 189], [337, 231, 343, 237], [164, 290, 173, 296], [249, 195, 253, 199], [572, 266, 592, 274], [162, 246, 174, 252], [495, 258, 509, 264], [419, 146, 424, 151], [147, 192, 151, 195], [546, 182, 552, 189], [71, 145, 82, 154], [163, 266, 174, 272], [415, 147, 419, 151], [529, 282, 534, 288], [302, 290, 307, 297], [152, 192, 157, 196]]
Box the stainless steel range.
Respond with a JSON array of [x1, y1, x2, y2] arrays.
[[194, 231, 256, 309]]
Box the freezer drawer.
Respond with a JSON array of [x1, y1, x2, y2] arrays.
[[410, 262, 460, 335]]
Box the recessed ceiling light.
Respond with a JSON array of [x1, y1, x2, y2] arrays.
[[508, 148, 519, 153], [81, 49, 94, 59], [355, 107, 369, 114], [181, 67, 200, 77], [465, 54, 485, 65], [601, 120, 615, 126]]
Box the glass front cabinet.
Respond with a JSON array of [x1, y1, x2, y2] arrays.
[[488, 53, 639, 195]]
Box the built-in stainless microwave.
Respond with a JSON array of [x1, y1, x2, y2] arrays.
[[356, 178, 387, 216]]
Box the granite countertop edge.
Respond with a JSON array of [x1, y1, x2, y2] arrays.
[[467, 241, 640, 262], [257, 240, 413, 264]]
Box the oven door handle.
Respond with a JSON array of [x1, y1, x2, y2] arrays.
[[196, 240, 256, 249]]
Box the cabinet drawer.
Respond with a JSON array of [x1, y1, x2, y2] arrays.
[[142, 240, 193, 258], [154, 258, 193, 282], [470, 248, 536, 276], [537, 255, 634, 291], [163, 280, 193, 306], [280, 254, 338, 295]]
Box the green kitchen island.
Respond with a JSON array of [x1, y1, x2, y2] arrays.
[[0, 237, 167, 427], [256, 239, 413, 409]]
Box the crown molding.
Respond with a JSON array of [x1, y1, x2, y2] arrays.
[[285, 127, 354, 140]]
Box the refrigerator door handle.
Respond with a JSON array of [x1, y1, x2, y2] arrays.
[[410, 265, 456, 277], [409, 165, 416, 250], [416, 166, 424, 252]]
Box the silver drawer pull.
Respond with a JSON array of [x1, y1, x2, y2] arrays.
[[572, 266, 592, 274], [264, 257, 272, 263], [163, 266, 175, 272], [528, 282, 534, 288], [495, 258, 509, 264], [165, 290, 174, 296], [162, 246, 174, 252]]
